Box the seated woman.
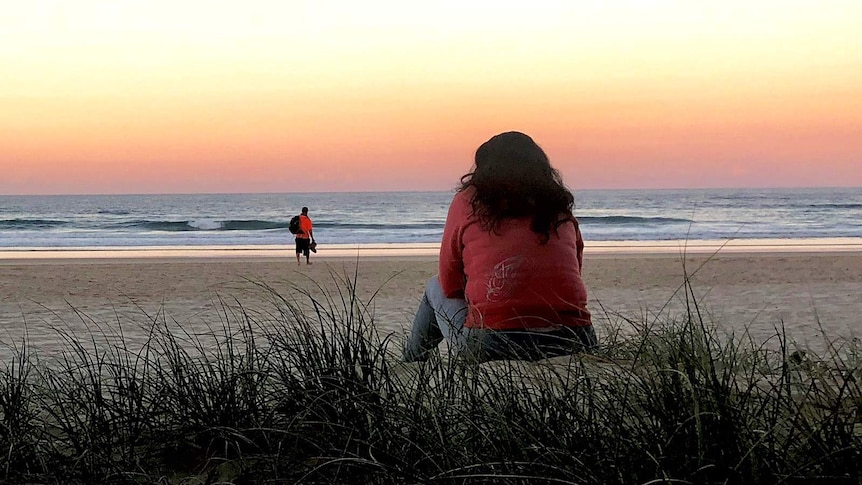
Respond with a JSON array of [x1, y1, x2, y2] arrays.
[[403, 131, 597, 363]]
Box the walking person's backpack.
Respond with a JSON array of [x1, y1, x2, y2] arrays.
[[288, 215, 301, 235]]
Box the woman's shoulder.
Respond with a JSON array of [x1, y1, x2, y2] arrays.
[[449, 188, 474, 211], [453, 186, 475, 200]]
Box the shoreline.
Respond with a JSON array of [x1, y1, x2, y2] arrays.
[[3, 237, 862, 261]]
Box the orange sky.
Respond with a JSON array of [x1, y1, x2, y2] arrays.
[[2, 1, 861, 195]]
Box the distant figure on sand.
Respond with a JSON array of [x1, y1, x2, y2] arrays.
[[403, 131, 597, 363], [295, 207, 316, 265]]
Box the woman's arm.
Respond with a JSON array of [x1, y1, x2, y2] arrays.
[[438, 193, 468, 298], [573, 218, 584, 271]]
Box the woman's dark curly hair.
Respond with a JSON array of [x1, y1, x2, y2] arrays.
[[459, 131, 575, 244]]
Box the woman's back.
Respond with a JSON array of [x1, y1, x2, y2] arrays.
[[439, 188, 590, 330]]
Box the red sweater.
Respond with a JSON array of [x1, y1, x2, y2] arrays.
[[438, 188, 591, 330]]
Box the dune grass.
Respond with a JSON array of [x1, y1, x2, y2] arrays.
[[1, 270, 860, 484]]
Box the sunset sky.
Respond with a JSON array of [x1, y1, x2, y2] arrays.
[[2, 0, 861, 195]]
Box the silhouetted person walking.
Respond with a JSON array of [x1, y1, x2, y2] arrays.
[[294, 207, 315, 265]]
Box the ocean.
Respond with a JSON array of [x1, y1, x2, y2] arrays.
[[1, 187, 862, 249]]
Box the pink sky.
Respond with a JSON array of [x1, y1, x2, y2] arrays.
[[2, 1, 861, 194]]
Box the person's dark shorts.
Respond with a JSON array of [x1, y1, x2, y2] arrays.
[[295, 237, 310, 255]]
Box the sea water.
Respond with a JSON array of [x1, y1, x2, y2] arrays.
[[1, 187, 861, 249], [2, 188, 861, 358]]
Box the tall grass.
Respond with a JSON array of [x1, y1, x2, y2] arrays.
[[0, 268, 860, 484]]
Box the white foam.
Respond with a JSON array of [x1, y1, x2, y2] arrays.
[[188, 219, 223, 230]]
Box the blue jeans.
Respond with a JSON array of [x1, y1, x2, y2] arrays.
[[402, 276, 470, 362], [403, 276, 598, 363]]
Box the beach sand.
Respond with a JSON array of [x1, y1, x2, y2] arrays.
[[2, 249, 861, 359]]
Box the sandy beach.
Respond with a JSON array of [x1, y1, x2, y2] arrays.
[[2, 246, 861, 359]]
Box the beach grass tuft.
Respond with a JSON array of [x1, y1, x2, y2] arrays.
[[1, 270, 860, 484]]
